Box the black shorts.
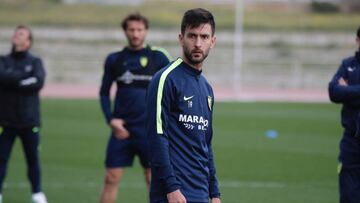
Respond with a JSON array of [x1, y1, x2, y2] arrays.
[[105, 126, 149, 168]]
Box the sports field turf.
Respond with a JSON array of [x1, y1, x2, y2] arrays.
[[2, 99, 341, 203]]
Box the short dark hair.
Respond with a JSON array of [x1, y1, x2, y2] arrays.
[[121, 13, 149, 30], [16, 25, 33, 44], [181, 8, 215, 35], [357, 26, 360, 38]]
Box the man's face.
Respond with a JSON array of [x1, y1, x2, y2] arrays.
[[12, 28, 31, 52], [124, 20, 147, 50], [179, 23, 216, 66]]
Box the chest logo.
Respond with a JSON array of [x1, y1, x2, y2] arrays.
[[184, 95, 194, 101], [179, 114, 209, 131], [348, 66, 356, 72], [207, 96, 212, 111], [25, 65, 33, 72], [117, 70, 152, 84], [140, 56, 148, 68], [119, 70, 134, 84]]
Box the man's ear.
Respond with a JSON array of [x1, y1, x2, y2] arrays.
[[210, 36, 217, 49], [178, 33, 184, 45]]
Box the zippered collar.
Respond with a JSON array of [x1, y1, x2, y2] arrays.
[[180, 58, 202, 77], [124, 43, 149, 53], [10, 46, 29, 59]]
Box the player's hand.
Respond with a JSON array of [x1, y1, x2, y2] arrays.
[[110, 118, 130, 140], [338, 77, 348, 86], [211, 197, 221, 203], [167, 189, 187, 203]]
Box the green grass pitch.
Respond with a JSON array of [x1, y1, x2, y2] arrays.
[[2, 99, 341, 203]]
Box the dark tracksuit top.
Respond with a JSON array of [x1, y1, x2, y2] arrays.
[[0, 49, 45, 194], [0, 50, 46, 128], [329, 50, 360, 168], [99, 45, 171, 139], [147, 58, 220, 202]]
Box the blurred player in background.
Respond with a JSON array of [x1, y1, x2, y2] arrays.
[[99, 13, 172, 203], [0, 25, 47, 203], [329, 26, 360, 203], [146, 8, 221, 203]]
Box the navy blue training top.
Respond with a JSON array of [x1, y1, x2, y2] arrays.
[[99, 45, 171, 138], [329, 52, 360, 168], [146, 58, 220, 202]]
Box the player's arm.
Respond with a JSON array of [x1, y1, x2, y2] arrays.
[[206, 93, 221, 201], [99, 55, 115, 124], [328, 60, 360, 103], [341, 83, 360, 108], [343, 100, 360, 108], [17, 58, 46, 92], [100, 54, 130, 139], [147, 75, 182, 195], [0, 56, 27, 87]]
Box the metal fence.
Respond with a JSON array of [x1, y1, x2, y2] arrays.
[[0, 27, 356, 100]]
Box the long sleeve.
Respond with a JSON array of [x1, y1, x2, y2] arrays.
[[17, 58, 46, 93], [208, 145, 220, 198], [147, 75, 181, 193], [343, 99, 360, 109], [207, 94, 220, 198], [99, 55, 115, 123], [329, 60, 360, 103], [0, 56, 26, 87]]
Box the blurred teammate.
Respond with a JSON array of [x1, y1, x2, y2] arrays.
[[147, 8, 221, 203], [329, 26, 360, 203], [99, 13, 172, 203], [0, 26, 47, 203]]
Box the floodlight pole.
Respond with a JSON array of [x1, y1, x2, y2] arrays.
[[233, 0, 243, 100]]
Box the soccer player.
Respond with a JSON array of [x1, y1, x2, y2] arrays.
[[99, 13, 172, 203], [147, 8, 221, 203], [329, 26, 360, 203], [0, 26, 47, 203]]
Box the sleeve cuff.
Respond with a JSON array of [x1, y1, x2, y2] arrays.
[[210, 193, 221, 198], [164, 176, 181, 194], [106, 116, 113, 124]]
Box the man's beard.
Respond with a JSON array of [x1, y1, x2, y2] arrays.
[[11, 43, 29, 53], [183, 46, 209, 66], [128, 38, 144, 49]]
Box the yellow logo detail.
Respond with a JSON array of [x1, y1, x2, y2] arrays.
[[140, 57, 148, 68], [207, 96, 212, 111], [337, 163, 342, 174]]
